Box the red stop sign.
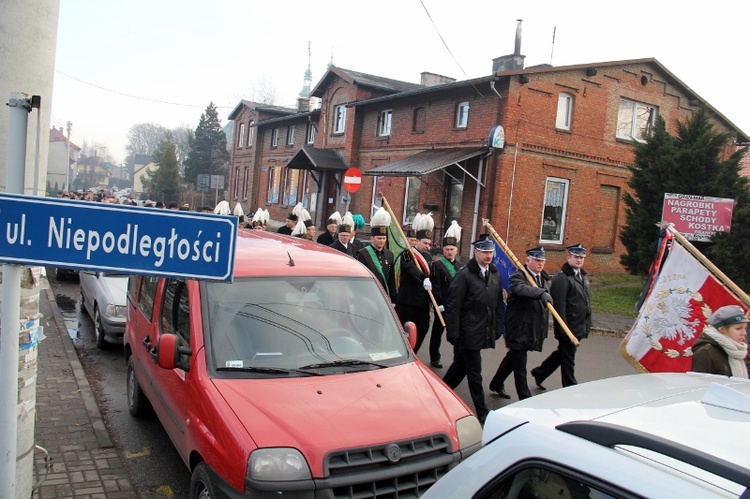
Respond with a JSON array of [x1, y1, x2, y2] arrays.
[[343, 167, 362, 193]]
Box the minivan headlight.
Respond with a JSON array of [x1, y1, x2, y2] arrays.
[[248, 448, 312, 481], [456, 415, 483, 451]]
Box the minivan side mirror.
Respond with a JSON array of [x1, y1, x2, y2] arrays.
[[157, 333, 192, 372], [403, 322, 417, 350]]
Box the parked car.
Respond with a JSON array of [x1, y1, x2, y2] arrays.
[[79, 270, 128, 348], [424, 372, 750, 498], [54, 267, 79, 281], [125, 230, 482, 498]]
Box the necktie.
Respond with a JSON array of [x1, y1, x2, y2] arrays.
[[536, 275, 543, 288]]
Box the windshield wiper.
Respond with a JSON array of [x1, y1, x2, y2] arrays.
[[299, 359, 387, 370], [216, 366, 323, 376]]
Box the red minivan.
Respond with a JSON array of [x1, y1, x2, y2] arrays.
[[125, 230, 481, 498]]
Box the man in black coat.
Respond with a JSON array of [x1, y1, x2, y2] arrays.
[[329, 223, 357, 257], [427, 222, 462, 368], [357, 209, 396, 302], [442, 234, 505, 424], [277, 211, 297, 235], [489, 246, 551, 400], [394, 229, 433, 352], [531, 243, 591, 388]]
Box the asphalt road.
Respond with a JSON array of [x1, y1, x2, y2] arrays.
[[50, 270, 637, 497]]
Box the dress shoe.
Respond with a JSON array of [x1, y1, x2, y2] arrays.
[[531, 369, 546, 390], [430, 359, 443, 369], [490, 386, 511, 399]]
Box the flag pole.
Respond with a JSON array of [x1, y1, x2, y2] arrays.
[[665, 223, 750, 308], [482, 219, 579, 347], [382, 197, 445, 327]]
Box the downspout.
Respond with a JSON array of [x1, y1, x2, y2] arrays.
[[470, 156, 485, 244], [505, 119, 522, 242], [483, 78, 502, 241]]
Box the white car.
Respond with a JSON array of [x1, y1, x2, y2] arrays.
[[79, 271, 129, 348], [425, 373, 750, 498]]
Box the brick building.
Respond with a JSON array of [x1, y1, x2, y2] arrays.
[[229, 28, 748, 274]]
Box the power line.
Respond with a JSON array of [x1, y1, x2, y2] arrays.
[[55, 70, 232, 109]]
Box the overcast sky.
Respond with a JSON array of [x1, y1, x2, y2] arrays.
[[51, 0, 750, 164]]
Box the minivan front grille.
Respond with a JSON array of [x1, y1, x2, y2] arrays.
[[321, 434, 456, 498]]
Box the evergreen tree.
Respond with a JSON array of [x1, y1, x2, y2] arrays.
[[145, 133, 182, 204], [620, 107, 748, 275], [183, 102, 229, 185]]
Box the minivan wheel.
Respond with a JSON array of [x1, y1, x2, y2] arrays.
[[94, 306, 106, 349], [189, 462, 218, 499], [127, 356, 149, 417]]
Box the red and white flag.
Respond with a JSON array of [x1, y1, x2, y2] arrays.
[[621, 240, 743, 373]]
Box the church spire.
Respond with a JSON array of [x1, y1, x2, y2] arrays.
[[299, 41, 312, 99]]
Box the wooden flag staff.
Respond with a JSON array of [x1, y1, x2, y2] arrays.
[[482, 219, 579, 347], [382, 197, 446, 327]]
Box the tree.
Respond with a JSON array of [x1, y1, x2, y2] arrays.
[[620, 107, 749, 275], [125, 123, 169, 159], [183, 102, 230, 185], [145, 133, 182, 203]]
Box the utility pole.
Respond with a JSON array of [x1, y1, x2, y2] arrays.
[[64, 121, 71, 192]]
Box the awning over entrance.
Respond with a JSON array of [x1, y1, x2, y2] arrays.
[[363, 147, 489, 177], [286, 146, 349, 171]]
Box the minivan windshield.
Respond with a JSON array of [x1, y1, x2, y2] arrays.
[[205, 277, 409, 374]]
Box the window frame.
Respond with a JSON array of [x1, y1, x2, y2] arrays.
[[233, 166, 240, 200], [616, 98, 657, 142], [539, 177, 569, 245], [378, 110, 393, 137], [455, 101, 469, 128], [238, 123, 245, 148], [282, 167, 300, 206], [160, 278, 190, 346], [271, 128, 279, 148], [403, 176, 422, 224], [286, 125, 296, 146], [242, 167, 249, 200], [333, 105, 347, 134], [248, 121, 254, 147], [556, 93, 574, 130], [267, 166, 281, 204], [306, 122, 317, 144]]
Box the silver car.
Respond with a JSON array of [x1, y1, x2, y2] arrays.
[[80, 271, 128, 348]]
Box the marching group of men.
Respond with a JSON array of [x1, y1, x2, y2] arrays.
[[240, 201, 592, 425]]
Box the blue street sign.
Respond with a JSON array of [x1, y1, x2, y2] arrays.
[[0, 194, 237, 282]]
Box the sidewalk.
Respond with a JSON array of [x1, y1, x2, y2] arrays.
[[34, 280, 136, 498]]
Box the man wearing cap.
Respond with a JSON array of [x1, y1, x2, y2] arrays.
[[531, 243, 591, 388], [427, 222, 463, 368], [329, 223, 356, 257], [489, 246, 552, 400], [395, 221, 434, 353], [691, 305, 749, 378], [442, 234, 505, 425], [277, 211, 297, 235], [317, 213, 340, 246], [357, 210, 397, 303]]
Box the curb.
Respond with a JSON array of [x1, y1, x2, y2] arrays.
[[42, 283, 114, 449]]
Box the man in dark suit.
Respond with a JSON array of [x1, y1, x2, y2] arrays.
[[427, 221, 462, 368], [277, 211, 297, 235], [329, 223, 356, 257]]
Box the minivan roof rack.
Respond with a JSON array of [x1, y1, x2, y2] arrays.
[[557, 420, 750, 496]]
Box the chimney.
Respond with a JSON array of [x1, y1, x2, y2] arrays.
[[297, 97, 310, 113], [492, 19, 526, 73], [420, 72, 456, 87]]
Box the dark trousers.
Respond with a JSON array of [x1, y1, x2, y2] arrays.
[[442, 346, 489, 423], [428, 313, 444, 361], [490, 348, 532, 399], [395, 303, 430, 354], [532, 336, 578, 387]]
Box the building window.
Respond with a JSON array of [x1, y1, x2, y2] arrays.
[[267, 166, 281, 203], [413, 107, 426, 133], [283, 168, 300, 206], [248, 121, 254, 146], [299, 170, 310, 210], [271, 128, 279, 148], [378, 110, 392, 137], [333, 105, 347, 134], [455, 101, 469, 128], [306, 123, 317, 144], [286, 125, 295, 146], [617, 98, 657, 142], [238, 123, 245, 148], [556, 93, 573, 130], [233, 166, 240, 199], [242, 167, 249, 200], [403, 176, 422, 224], [540, 177, 569, 244]]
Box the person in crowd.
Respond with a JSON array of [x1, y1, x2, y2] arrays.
[[214, 200, 231, 215], [531, 243, 591, 388], [168, 201, 180, 210], [442, 234, 504, 425], [350, 213, 366, 252], [395, 213, 434, 353], [691, 305, 748, 378], [277, 204, 300, 235], [317, 211, 340, 246], [489, 246, 552, 400], [329, 212, 356, 256], [427, 221, 463, 368], [357, 208, 397, 303]]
